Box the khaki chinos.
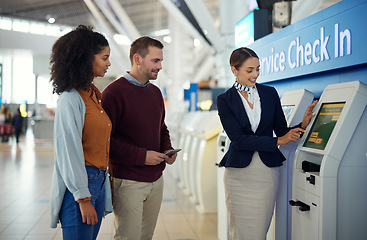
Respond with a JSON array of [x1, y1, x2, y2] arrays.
[[112, 176, 164, 240]]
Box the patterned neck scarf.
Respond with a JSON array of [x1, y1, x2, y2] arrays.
[[233, 81, 257, 104]]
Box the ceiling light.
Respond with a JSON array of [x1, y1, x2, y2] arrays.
[[194, 38, 201, 47], [114, 34, 131, 45], [163, 36, 171, 43], [152, 29, 170, 37], [48, 17, 55, 24], [46, 15, 55, 24]]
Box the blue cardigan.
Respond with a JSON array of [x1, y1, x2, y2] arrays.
[[217, 84, 300, 168], [50, 89, 112, 228]]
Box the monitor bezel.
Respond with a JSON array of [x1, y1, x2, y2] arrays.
[[302, 101, 346, 151]]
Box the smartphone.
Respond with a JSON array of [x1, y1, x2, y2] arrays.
[[165, 148, 182, 157]]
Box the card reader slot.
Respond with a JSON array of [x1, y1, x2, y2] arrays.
[[302, 160, 320, 172], [289, 200, 311, 212]]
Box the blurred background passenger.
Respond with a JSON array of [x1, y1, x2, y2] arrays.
[[12, 108, 23, 143], [0, 106, 13, 142]]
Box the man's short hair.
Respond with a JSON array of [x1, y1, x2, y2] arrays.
[[129, 36, 164, 65]]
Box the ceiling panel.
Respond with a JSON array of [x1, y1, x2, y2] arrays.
[[0, 0, 218, 36], [0, 0, 92, 26]]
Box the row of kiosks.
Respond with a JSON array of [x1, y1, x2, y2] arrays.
[[176, 110, 222, 213], [216, 89, 314, 240], [177, 111, 205, 189], [165, 110, 185, 182], [290, 81, 367, 240], [191, 111, 222, 213]]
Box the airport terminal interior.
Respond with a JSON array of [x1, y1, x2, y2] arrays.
[[1, 0, 367, 239]]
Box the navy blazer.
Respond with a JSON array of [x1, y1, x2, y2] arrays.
[[217, 83, 300, 168]]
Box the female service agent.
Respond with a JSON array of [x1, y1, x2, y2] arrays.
[[49, 25, 113, 240], [217, 47, 317, 240]]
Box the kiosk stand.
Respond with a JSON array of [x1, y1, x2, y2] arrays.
[[274, 89, 314, 240], [291, 81, 367, 240], [165, 110, 185, 181], [176, 112, 205, 191], [186, 111, 214, 203], [217, 130, 231, 240], [193, 111, 222, 213], [177, 111, 222, 213]]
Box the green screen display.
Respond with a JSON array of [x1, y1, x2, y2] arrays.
[[303, 102, 345, 150]]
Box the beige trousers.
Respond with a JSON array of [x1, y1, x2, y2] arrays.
[[224, 152, 280, 240], [111, 176, 164, 240]]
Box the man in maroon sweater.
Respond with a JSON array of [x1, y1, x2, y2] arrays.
[[101, 37, 177, 240]]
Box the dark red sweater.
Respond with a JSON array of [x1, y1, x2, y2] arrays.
[[101, 77, 172, 182]]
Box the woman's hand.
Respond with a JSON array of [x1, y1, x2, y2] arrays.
[[277, 128, 305, 146], [301, 100, 318, 129], [79, 200, 98, 225]]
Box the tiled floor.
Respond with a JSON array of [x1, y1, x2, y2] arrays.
[[0, 129, 217, 240]]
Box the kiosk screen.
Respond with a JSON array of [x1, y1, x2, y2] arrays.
[[303, 102, 345, 150], [282, 105, 295, 122]]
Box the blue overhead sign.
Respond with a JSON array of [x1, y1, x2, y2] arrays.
[[235, 11, 254, 48], [249, 0, 367, 83]]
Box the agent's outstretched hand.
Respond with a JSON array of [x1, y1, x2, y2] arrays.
[[301, 100, 318, 129], [277, 128, 305, 146]]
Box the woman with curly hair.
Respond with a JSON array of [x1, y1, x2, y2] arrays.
[[49, 25, 112, 240]]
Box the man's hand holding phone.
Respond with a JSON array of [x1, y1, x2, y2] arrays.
[[164, 148, 181, 165], [165, 149, 181, 157]]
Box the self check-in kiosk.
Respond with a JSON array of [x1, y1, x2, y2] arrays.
[[177, 112, 200, 189], [185, 111, 211, 201], [290, 81, 367, 240], [165, 110, 185, 181], [274, 89, 314, 240], [177, 110, 222, 213], [217, 129, 231, 240], [177, 111, 206, 192], [190, 111, 222, 213], [185, 112, 212, 204], [187, 111, 221, 207]]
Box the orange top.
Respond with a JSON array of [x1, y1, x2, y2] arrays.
[[77, 85, 112, 169]]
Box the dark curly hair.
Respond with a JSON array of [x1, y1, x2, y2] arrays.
[[50, 25, 109, 94]]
